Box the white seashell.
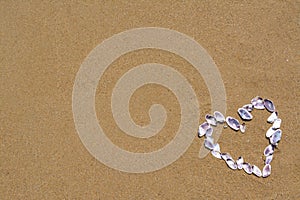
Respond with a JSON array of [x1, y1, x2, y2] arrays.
[[265, 154, 273, 165], [262, 164, 271, 178], [263, 144, 274, 156], [225, 116, 240, 131], [252, 165, 262, 177], [269, 129, 282, 145], [204, 136, 215, 150], [211, 150, 222, 159], [240, 123, 246, 133], [243, 104, 254, 112], [251, 96, 265, 109], [198, 122, 211, 137], [211, 143, 222, 159], [264, 99, 276, 112], [266, 126, 276, 138], [237, 108, 253, 120], [213, 143, 220, 152], [236, 156, 244, 170], [267, 112, 278, 123], [205, 127, 213, 137], [242, 163, 253, 174], [272, 118, 282, 129], [214, 111, 225, 123], [221, 153, 233, 161], [226, 159, 237, 170], [205, 114, 217, 126]]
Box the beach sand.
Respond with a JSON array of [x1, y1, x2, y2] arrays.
[[1, 1, 299, 199]]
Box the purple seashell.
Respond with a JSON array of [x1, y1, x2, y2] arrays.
[[242, 163, 253, 174], [238, 108, 253, 121], [236, 156, 244, 170], [226, 159, 237, 170], [225, 116, 240, 131], [269, 129, 282, 145], [262, 164, 271, 178], [198, 122, 211, 137], [205, 114, 217, 126], [264, 144, 274, 156], [251, 96, 265, 109], [267, 112, 278, 123], [252, 165, 262, 177], [264, 99, 276, 112], [214, 111, 225, 123], [243, 104, 254, 112], [265, 154, 273, 165]]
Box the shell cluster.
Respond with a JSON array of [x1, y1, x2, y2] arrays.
[[198, 96, 282, 178]]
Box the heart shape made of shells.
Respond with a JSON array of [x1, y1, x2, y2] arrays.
[[198, 96, 282, 178]]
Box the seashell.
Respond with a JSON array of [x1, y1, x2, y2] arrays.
[[214, 111, 225, 123], [204, 136, 215, 150], [242, 163, 253, 174], [225, 159, 237, 170], [209, 142, 221, 158], [198, 122, 211, 137], [263, 144, 274, 156], [262, 164, 271, 178], [266, 126, 276, 138], [251, 96, 265, 109], [213, 143, 220, 152], [265, 154, 273, 165], [267, 112, 278, 123], [240, 123, 246, 133], [238, 108, 253, 121], [272, 118, 282, 129], [211, 150, 222, 159], [205, 114, 217, 126], [236, 156, 244, 170], [264, 99, 276, 112], [225, 116, 240, 131], [221, 153, 233, 161], [243, 104, 254, 112], [252, 165, 262, 177], [269, 129, 282, 145], [205, 127, 213, 137]]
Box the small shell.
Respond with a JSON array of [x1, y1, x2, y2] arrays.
[[264, 99, 276, 112], [198, 122, 211, 137], [262, 164, 271, 178], [205, 127, 213, 137], [240, 123, 246, 133], [252, 165, 262, 177], [226, 159, 237, 170], [236, 156, 244, 170], [221, 153, 233, 161], [243, 104, 254, 112], [263, 144, 274, 156], [265, 154, 273, 165], [205, 114, 217, 126], [211, 151, 222, 159], [251, 96, 265, 110], [242, 163, 253, 174], [266, 126, 276, 138], [214, 111, 225, 123], [225, 116, 240, 131], [267, 112, 278, 123], [269, 129, 282, 145], [272, 118, 282, 129], [211, 143, 221, 159], [213, 143, 220, 152], [204, 136, 215, 150], [238, 108, 253, 121]]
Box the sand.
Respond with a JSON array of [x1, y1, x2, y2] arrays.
[[1, 1, 299, 199]]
